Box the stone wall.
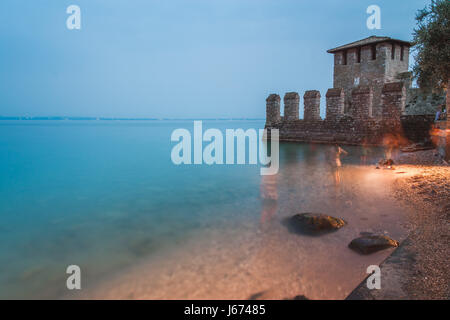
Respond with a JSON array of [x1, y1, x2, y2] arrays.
[[326, 88, 344, 120], [265, 94, 281, 126], [401, 115, 434, 143], [333, 43, 410, 119], [381, 82, 406, 121], [351, 86, 373, 120], [303, 90, 321, 121], [265, 81, 435, 146], [283, 92, 300, 122]]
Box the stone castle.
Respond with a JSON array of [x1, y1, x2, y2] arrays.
[[265, 36, 445, 145]]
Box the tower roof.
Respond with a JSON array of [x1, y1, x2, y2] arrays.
[[327, 36, 412, 53]]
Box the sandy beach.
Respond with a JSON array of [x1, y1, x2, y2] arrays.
[[349, 149, 450, 299]]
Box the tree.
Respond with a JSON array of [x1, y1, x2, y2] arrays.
[[412, 0, 450, 96]]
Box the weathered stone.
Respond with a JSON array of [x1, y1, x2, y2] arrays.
[[265, 94, 281, 126], [329, 37, 411, 118], [382, 82, 406, 121], [326, 88, 345, 120], [348, 235, 399, 254], [285, 213, 346, 235], [264, 36, 441, 146], [284, 92, 300, 122], [352, 86, 373, 120], [303, 91, 321, 121]]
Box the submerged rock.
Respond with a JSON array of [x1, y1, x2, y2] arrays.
[[348, 235, 399, 254], [284, 213, 346, 236]]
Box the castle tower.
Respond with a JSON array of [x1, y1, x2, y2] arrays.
[[327, 36, 412, 119]]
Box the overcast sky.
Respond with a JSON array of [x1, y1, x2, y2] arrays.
[[0, 0, 430, 118]]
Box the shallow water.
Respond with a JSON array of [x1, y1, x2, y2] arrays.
[[0, 120, 412, 299]]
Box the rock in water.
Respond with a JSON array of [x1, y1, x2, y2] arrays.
[[285, 213, 346, 236], [348, 235, 399, 254]]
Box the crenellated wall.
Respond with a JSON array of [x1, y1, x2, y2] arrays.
[[303, 90, 321, 121], [283, 92, 300, 122], [266, 94, 281, 126], [265, 82, 433, 146], [351, 86, 373, 120], [325, 88, 344, 120]]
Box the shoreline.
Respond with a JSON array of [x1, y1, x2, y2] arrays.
[[347, 149, 449, 299], [71, 164, 412, 300]]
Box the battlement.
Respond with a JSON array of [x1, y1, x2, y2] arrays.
[[265, 82, 419, 145]]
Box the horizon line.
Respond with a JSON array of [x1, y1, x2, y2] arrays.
[[0, 116, 265, 121]]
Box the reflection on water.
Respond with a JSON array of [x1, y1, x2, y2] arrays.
[[260, 174, 278, 226], [0, 121, 412, 299]]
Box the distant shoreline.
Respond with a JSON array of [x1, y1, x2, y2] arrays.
[[0, 117, 265, 121]]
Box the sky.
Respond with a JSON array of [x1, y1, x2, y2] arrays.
[[0, 0, 431, 118]]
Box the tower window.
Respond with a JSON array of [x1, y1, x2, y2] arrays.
[[400, 45, 404, 61], [391, 44, 395, 60], [357, 47, 361, 63], [371, 45, 377, 60], [343, 50, 347, 65]]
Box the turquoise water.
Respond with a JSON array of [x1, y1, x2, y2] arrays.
[[0, 120, 391, 299]]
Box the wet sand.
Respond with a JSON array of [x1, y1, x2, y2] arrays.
[[348, 150, 449, 299], [70, 166, 415, 300]]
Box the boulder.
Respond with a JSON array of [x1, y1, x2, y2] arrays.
[[348, 235, 399, 254], [285, 213, 346, 236]]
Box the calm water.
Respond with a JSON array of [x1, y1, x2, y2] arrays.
[[0, 120, 409, 299]]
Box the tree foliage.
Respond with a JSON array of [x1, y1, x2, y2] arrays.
[[412, 0, 450, 91]]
